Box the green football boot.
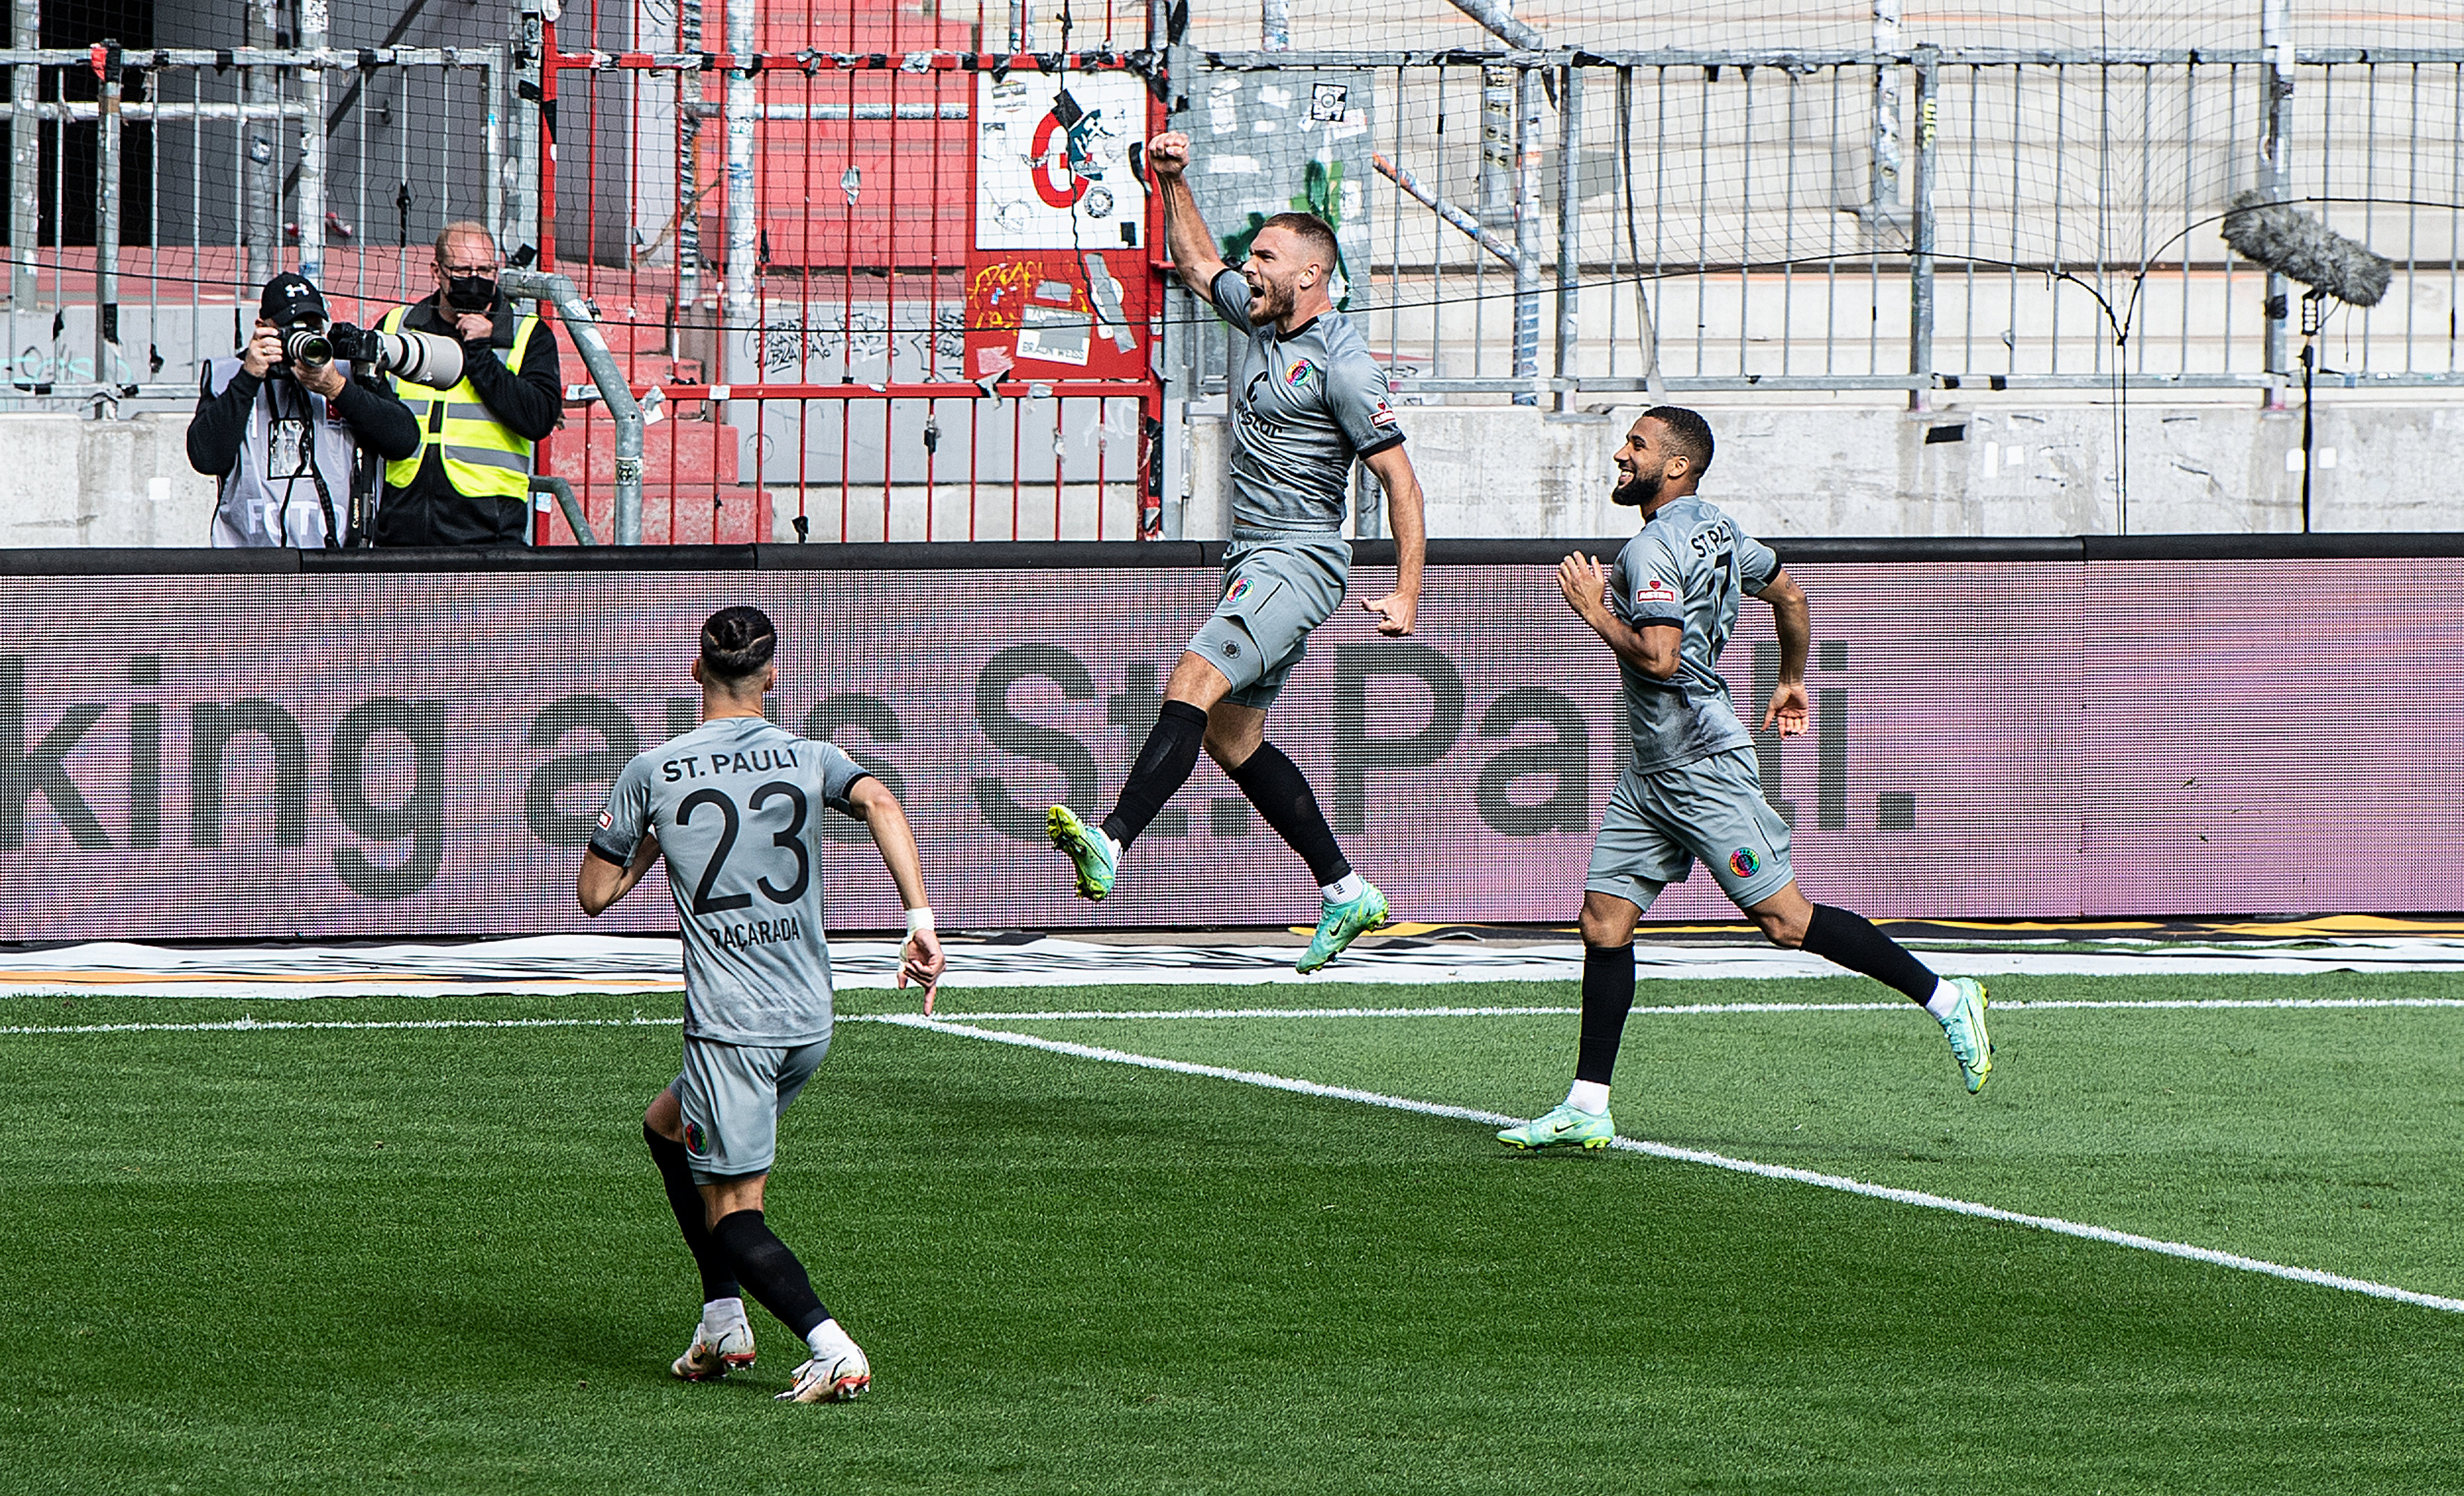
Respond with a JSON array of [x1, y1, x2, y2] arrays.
[[1938, 976, 1993, 1093], [1046, 804, 1118, 901], [1496, 1103, 1617, 1151], [1296, 881, 1389, 973]]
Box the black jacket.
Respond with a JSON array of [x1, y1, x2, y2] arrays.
[[185, 365, 421, 478], [371, 291, 565, 548]]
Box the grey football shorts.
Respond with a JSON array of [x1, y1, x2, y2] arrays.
[[672, 1033, 831, 1184], [1185, 534, 1351, 711], [1585, 746, 1796, 911]]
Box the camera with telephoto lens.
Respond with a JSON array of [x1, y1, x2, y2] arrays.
[[314, 321, 466, 390], [279, 326, 333, 367]]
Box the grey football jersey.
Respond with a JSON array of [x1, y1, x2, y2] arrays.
[[1210, 269, 1404, 535], [590, 715, 871, 1046], [1609, 495, 1781, 773]]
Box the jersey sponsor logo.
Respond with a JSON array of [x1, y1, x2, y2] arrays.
[[682, 1119, 711, 1157], [1729, 847, 1761, 878], [1281, 358, 1317, 390], [1639, 577, 1680, 608], [1369, 399, 1399, 428]]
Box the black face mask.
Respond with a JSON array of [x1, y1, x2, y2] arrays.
[[446, 274, 497, 311]]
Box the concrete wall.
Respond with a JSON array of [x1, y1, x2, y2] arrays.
[[1184, 396, 2464, 541], [0, 414, 218, 547], [2, 395, 2459, 549]]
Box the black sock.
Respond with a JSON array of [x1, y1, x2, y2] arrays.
[[1223, 741, 1351, 886], [1574, 943, 1637, 1085], [1801, 904, 1939, 1004], [711, 1209, 831, 1340], [644, 1122, 738, 1303], [1100, 699, 1208, 852]]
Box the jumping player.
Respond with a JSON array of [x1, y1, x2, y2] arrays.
[[1497, 409, 1991, 1150], [1047, 128, 1429, 973], [578, 606, 945, 1400]]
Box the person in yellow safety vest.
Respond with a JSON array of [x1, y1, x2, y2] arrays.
[[371, 221, 565, 547]]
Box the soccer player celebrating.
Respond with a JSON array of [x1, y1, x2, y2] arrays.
[[577, 606, 944, 1401], [1046, 128, 1429, 973], [1497, 409, 1991, 1151]]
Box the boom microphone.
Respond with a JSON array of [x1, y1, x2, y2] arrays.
[[2219, 188, 2392, 307]]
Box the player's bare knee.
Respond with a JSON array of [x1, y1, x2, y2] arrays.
[[1578, 895, 1638, 948], [1166, 650, 1234, 709], [1755, 908, 1810, 949], [643, 1087, 684, 1142]]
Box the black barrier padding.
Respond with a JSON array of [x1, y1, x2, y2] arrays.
[[2, 533, 2463, 576], [754, 541, 1219, 571], [299, 545, 761, 573], [0, 547, 301, 576], [2083, 532, 2464, 561]]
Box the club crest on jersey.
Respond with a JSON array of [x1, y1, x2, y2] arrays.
[[1729, 847, 1761, 878], [1281, 358, 1316, 391], [682, 1120, 711, 1157]]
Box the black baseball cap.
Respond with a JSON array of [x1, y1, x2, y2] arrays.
[[259, 272, 327, 326]]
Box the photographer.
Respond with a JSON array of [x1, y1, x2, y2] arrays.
[[372, 222, 563, 547], [186, 273, 420, 549]]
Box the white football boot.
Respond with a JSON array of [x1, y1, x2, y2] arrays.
[[670, 1315, 757, 1381], [776, 1320, 871, 1403]]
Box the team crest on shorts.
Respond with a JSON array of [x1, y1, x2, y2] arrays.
[[682, 1120, 710, 1157], [1729, 847, 1761, 878], [1225, 577, 1252, 604]]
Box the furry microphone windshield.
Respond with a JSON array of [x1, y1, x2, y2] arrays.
[[2219, 188, 2393, 307]]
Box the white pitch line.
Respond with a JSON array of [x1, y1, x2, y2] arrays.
[[926, 994, 2464, 1022], [9, 992, 2464, 1038], [0, 1015, 683, 1036], [876, 1012, 2464, 1317]]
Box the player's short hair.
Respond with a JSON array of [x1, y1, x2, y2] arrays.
[[1260, 212, 1340, 277], [434, 220, 497, 266], [1643, 404, 1715, 477], [700, 605, 778, 684]]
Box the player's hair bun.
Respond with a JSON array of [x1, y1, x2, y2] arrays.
[[700, 604, 778, 681]]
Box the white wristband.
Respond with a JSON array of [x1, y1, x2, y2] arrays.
[[906, 907, 936, 937]]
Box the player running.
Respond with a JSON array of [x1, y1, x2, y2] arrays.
[[1047, 128, 1429, 973], [577, 606, 944, 1401], [1497, 408, 1991, 1151]]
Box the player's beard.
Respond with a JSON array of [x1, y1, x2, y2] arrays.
[[1248, 274, 1292, 323], [1612, 467, 1664, 507]]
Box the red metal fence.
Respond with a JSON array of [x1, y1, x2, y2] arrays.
[[532, 1, 1165, 546]]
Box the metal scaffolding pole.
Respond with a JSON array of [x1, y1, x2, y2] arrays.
[[722, 0, 757, 477], [93, 40, 120, 394], [297, 0, 327, 287], [247, 0, 280, 291], [1512, 66, 1542, 405], [2260, 0, 2294, 403], [1554, 62, 1579, 411], [9, 0, 36, 306], [1871, 0, 1903, 231]]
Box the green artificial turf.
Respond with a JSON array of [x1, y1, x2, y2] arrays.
[[4, 973, 2462, 1494]]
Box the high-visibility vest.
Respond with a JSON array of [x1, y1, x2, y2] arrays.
[[379, 304, 539, 498]]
